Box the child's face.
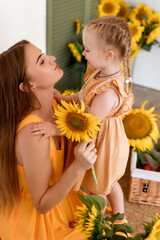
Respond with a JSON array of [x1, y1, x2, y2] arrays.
[[82, 31, 107, 69]]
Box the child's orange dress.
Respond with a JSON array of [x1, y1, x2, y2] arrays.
[[68, 68, 134, 195], [0, 102, 85, 240]]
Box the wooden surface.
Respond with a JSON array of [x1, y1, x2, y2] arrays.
[[119, 84, 160, 236]]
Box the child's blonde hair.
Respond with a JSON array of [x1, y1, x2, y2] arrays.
[[83, 16, 132, 84]]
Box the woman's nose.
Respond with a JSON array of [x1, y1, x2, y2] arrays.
[[82, 50, 85, 56], [49, 56, 56, 64]]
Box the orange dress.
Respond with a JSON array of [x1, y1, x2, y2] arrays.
[[0, 105, 85, 239], [67, 68, 134, 195]]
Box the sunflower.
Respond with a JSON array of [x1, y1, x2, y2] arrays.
[[128, 22, 145, 43], [75, 204, 98, 238], [146, 24, 160, 44], [75, 19, 81, 35], [129, 3, 153, 26], [118, 0, 130, 19], [98, 0, 120, 17], [131, 40, 139, 52], [150, 12, 160, 23], [130, 49, 140, 61], [54, 100, 101, 142], [145, 214, 160, 240], [68, 43, 82, 62], [122, 101, 159, 152], [62, 89, 76, 96]]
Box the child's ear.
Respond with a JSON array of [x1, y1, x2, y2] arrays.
[[105, 50, 114, 61]]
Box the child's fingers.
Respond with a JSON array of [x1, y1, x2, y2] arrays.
[[38, 135, 45, 142], [31, 129, 45, 136]]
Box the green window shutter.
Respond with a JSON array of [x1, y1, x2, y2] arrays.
[[47, 0, 99, 92]]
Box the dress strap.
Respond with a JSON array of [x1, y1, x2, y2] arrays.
[[17, 115, 43, 134], [94, 78, 112, 91], [86, 68, 100, 82]]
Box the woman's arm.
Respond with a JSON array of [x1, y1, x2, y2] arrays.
[[17, 125, 97, 214]]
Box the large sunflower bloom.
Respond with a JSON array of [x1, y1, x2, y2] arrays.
[[145, 214, 160, 240], [122, 101, 159, 152], [128, 22, 145, 43], [98, 0, 120, 17], [129, 3, 153, 26], [54, 100, 101, 142], [146, 24, 160, 44], [75, 204, 98, 238], [118, 0, 130, 19]]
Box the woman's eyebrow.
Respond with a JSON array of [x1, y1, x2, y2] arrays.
[[36, 53, 43, 64]]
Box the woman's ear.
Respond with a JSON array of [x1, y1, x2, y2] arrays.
[[105, 50, 114, 61], [19, 83, 25, 92]]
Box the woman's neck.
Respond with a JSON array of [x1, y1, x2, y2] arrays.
[[32, 88, 54, 122]]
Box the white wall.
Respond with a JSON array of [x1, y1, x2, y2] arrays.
[[0, 0, 46, 54], [126, 0, 160, 11]]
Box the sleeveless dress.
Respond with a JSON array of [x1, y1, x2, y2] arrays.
[[66, 68, 134, 195], [0, 101, 85, 240]]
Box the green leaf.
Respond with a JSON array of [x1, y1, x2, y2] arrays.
[[105, 213, 125, 223], [136, 151, 145, 168], [77, 194, 106, 211], [113, 235, 128, 240], [124, 222, 135, 233], [155, 143, 160, 152], [147, 150, 160, 163]]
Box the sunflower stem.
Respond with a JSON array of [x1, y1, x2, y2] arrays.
[[91, 166, 98, 184], [147, 150, 160, 163]]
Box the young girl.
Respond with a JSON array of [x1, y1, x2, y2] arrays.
[[31, 16, 134, 218]]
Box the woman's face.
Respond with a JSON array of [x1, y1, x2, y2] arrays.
[[25, 43, 63, 90]]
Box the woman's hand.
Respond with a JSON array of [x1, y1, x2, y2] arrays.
[[73, 140, 97, 172], [30, 121, 61, 142]]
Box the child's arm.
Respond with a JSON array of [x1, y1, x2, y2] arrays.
[[88, 88, 119, 121], [30, 121, 61, 142], [54, 89, 79, 103]]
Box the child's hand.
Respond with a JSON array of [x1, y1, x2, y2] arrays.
[[54, 89, 64, 103], [30, 121, 61, 142]]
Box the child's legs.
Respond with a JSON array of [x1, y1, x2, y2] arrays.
[[107, 181, 124, 214]]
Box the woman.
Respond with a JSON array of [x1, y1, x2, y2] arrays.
[[0, 40, 97, 240]]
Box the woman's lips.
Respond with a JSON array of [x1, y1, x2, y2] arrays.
[[54, 64, 59, 70]]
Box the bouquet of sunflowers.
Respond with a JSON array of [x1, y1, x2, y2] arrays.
[[68, 0, 160, 72], [75, 194, 160, 239]]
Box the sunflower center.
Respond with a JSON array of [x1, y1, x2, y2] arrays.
[[136, 9, 147, 21], [131, 26, 138, 37], [123, 113, 152, 139], [103, 3, 114, 13], [66, 113, 87, 131]]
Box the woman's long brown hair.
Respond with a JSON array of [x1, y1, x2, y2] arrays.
[[0, 40, 40, 210]]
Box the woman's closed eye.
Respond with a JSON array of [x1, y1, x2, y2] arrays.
[[40, 53, 45, 65], [40, 59, 44, 65]]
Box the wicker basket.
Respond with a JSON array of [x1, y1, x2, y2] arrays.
[[128, 150, 160, 206]]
